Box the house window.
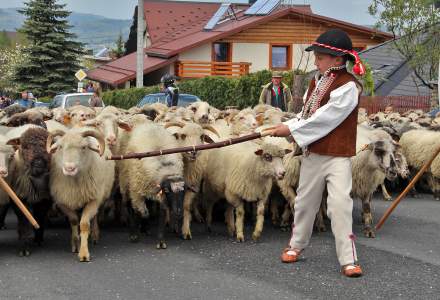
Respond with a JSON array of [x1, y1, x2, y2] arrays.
[[270, 44, 291, 70], [212, 42, 231, 62]]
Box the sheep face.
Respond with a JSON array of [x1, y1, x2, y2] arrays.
[[172, 123, 215, 161], [394, 146, 409, 179], [188, 102, 212, 124], [254, 144, 288, 180], [19, 128, 51, 177], [68, 107, 96, 126], [85, 114, 131, 148], [161, 177, 185, 232], [367, 140, 398, 181], [50, 131, 105, 177], [0, 144, 14, 178]]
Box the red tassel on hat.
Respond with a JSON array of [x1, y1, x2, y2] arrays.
[[349, 50, 366, 76]]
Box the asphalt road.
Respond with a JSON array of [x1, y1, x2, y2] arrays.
[[0, 193, 439, 300]]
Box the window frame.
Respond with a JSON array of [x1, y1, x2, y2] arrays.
[[211, 42, 232, 62], [269, 43, 292, 71]]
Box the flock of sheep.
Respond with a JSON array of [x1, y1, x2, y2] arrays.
[[0, 101, 438, 262]]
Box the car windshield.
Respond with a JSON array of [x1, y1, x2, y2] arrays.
[[138, 94, 199, 107], [65, 95, 94, 108]]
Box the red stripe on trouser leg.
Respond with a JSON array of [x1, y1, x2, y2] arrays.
[[349, 233, 357, 262]]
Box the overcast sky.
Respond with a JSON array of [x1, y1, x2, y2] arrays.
[[0, 0, 378, 25]]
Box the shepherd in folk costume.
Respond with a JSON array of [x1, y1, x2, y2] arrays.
[[270, 29, 365, 277]]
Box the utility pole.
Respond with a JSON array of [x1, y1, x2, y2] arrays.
[[136, 0, 144, 88]]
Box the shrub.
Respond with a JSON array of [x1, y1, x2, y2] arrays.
[[101, 69, 298, 109]]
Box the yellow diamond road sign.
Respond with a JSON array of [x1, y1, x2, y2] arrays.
[[75, 69, 87, 81]]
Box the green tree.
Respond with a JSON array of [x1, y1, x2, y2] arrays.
[[124, 5, 138, 55], [112, 32, 125, 58], [14, 0, 84, 96], [369, 0, 440, 90]]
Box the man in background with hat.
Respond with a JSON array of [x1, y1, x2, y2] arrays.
[[268, 28, 365, 277], [259, 71, 293, 112]]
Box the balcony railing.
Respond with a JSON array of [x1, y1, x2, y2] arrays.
[[176, 60, 251, 78]]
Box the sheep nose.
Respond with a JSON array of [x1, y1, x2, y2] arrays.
[[200, 114, 208, 120], [63, 163, 77, 172], [106, 135, 117, 146], [0, 169, 8, 177], [277, 170, 286, 180]]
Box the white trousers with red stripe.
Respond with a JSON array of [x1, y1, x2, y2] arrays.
[[288, 152, 358, 266]]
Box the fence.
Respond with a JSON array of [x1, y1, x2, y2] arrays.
[[291, 95, 432, 114], [176, 61, 251, 78], [359, 95, 432, 114]]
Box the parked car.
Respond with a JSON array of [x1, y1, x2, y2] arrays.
[[137, 93, 200, 107], [34, 101, 50, 107], [49, 93, 103, 109]]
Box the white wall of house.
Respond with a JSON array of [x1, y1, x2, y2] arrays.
[[293, 44, 315, 72], [179, 43, 212, 61], [232, 43, 269, 72]]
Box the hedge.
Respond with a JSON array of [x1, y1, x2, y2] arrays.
[[102, 70, 300, 109]]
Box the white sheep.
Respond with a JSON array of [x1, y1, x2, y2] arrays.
[[203, 141, 289, 242], [47, 128, 115, 262], [399, 129, 440, 201], [163, 121, 219, 240], [118, 123, 185, 249]]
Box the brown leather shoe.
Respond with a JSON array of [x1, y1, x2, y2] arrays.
[[341, 264, 363, 277], [281, 248, 301, 263]]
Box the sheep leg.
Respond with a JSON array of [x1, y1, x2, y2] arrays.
[[252, 200, 266, 241], [280, 203, 291, 231], [270, 198, 280, 226], [157, 202, 168, 249], [314, 198, 328, 233], [57, 204, 80, 253], [192, 196, 204, 223], [12, 202, 33, 257], [32, 198, 51, 246], [279, 185, 297, 230], [235, 203, 245, 242], [126, 202, 141, 243], [225, 205, 235, 237], [78, 200, 99, 262], [361, 194, 375, 238], [182, 190, 195, 240], [381, 183, 392, 201], [427, 174, 440, 201], [0, 203, 10, 229], [90, 216, 100, 245]]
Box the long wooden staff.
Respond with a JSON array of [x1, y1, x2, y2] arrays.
[[0, 177, 40, 229], [106, 128, 277, 161], [375, 145, 440, 231]]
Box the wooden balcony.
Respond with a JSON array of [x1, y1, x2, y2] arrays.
[[176, 60, 251, 78]]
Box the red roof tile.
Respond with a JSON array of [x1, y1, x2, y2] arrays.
[[86, 51, 177, 86]]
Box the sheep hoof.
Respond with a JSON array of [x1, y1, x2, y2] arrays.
[[252, 233, 260, 241], [315, 225, 327, 233], [363, 228, 376, 238], [129, 234, 139, 243], [18, 249, 31, 257], [236, 235, 244, 243], [156, 241, 167, 249], [79, 254, 90, 262], [182, 232, 192, 240]]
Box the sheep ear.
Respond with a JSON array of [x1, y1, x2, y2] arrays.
[[284, 149, 292, 155], [63, 115, 71, 125], [202, 134, 214, 144], [173, 133, 179, 140], [6, 138, 20, 150], [117, 120, 132, 132], [254, 149, 263, 156]]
